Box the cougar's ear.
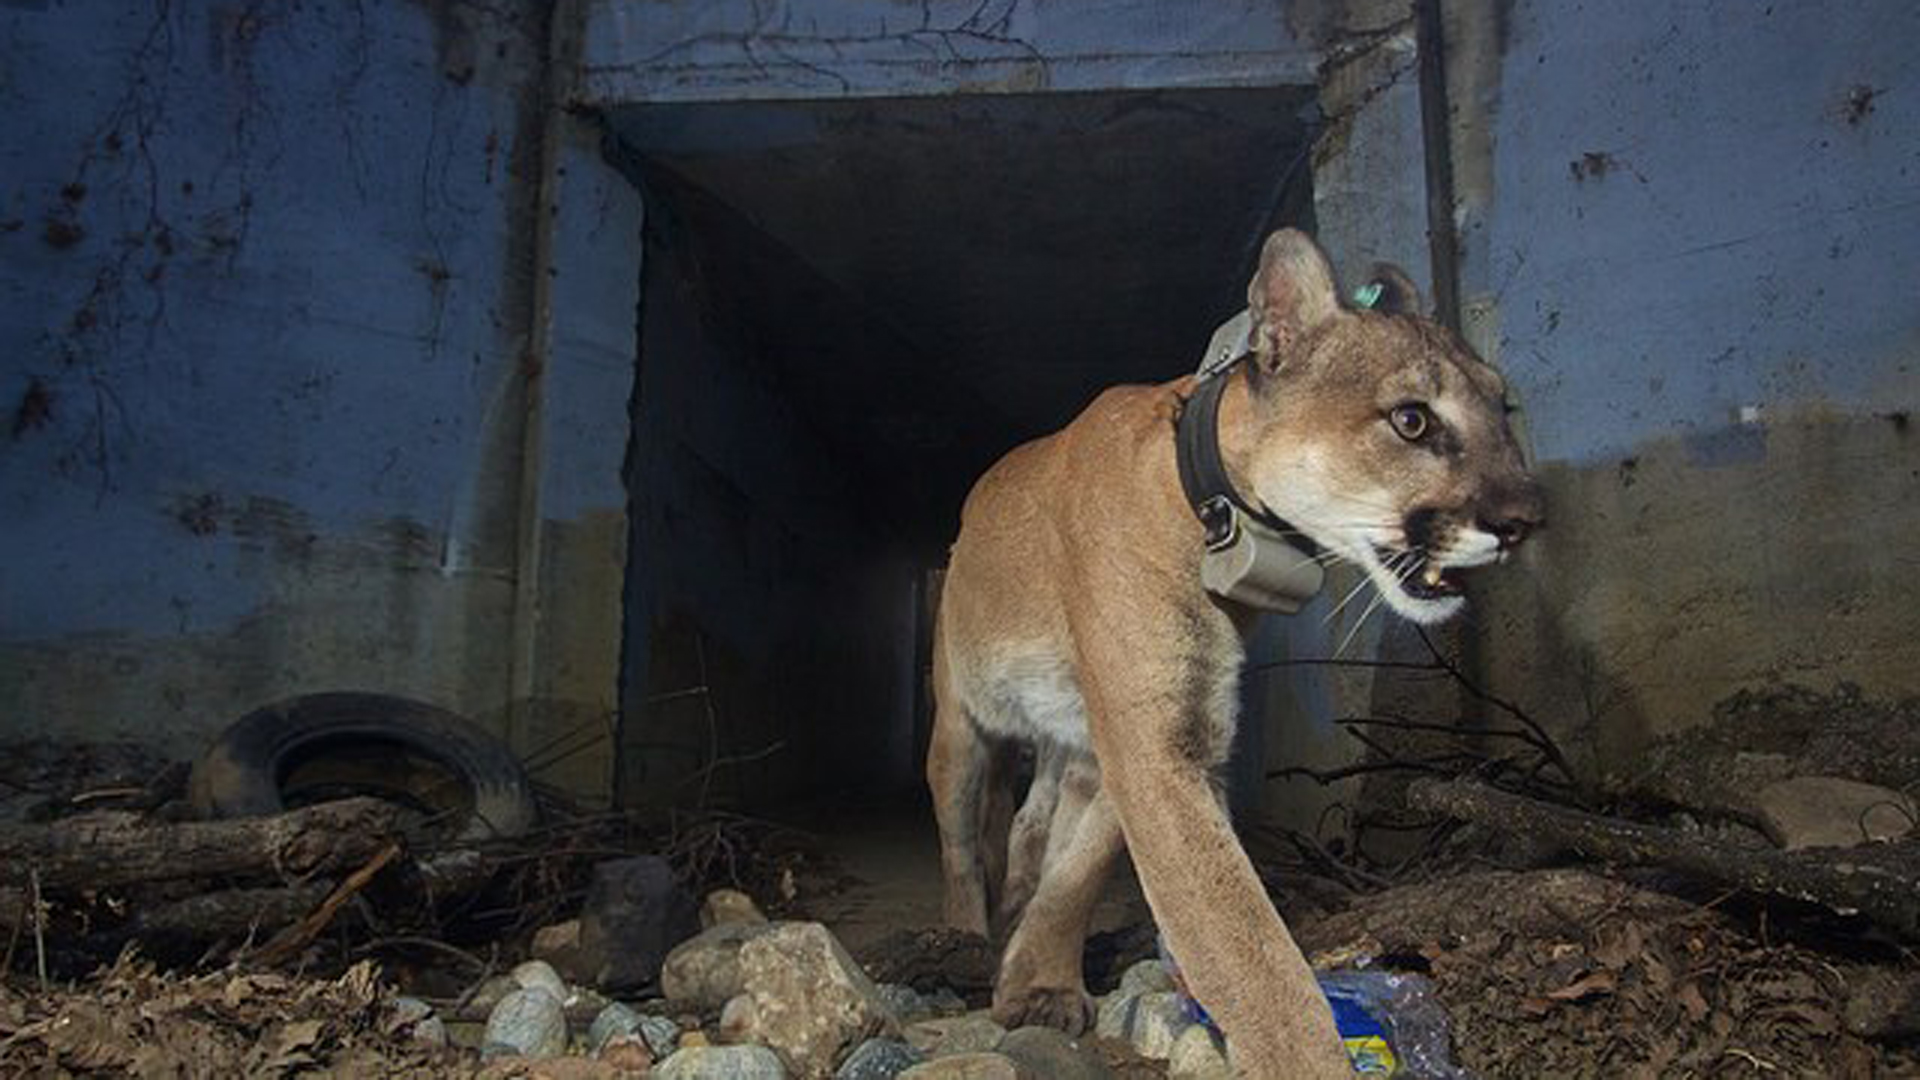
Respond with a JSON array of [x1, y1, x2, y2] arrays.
[[1248, 229, 1341, 371], [1362, 263, 1425, 317]]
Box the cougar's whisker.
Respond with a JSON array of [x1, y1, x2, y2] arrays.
[[1323, 568, 1377, 626], [1334, 590, 1388, 660], [1328, 492, 1404, 514]]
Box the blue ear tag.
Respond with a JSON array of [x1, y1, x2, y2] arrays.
[[1352, 281, 1384, 310]]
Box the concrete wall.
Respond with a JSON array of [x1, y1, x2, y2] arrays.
[[578, 0, 1318, 104], [619, 178, 919, 812], [1449, 0, 1920, 780], [1, 1, 639, 800], [18, 0, 1899, 823]]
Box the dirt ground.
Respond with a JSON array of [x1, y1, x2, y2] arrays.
[[6, 752, 1920, 1077]]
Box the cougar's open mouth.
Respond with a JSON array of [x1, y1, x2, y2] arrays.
[[1377, 546, 1466, 601]]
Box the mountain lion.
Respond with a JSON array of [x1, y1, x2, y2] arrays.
[[928, 229, 1542, 1077]]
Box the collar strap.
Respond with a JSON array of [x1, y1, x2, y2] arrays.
[[1174, 312, 1321, 557]]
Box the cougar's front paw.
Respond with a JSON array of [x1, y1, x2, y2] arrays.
[[991, 985, 1096, 1035]]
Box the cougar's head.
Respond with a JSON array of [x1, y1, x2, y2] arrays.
[[1238, 229, 1544, 624]]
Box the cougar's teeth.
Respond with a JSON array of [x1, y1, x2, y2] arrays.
[[1423, 565, 1444, 587]]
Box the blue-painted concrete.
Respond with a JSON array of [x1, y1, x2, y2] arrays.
[[1480, 0, 1920, 464], [579, 0, 1317, 104], [2, 2, 542, 639], [535, 132, 645, 526]]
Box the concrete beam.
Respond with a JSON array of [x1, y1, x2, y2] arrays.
[[576, 0, 1317, 105], [506, 3, 645, 806]]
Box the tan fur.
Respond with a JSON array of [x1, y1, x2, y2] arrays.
[[927, 230, 1542, 1077]]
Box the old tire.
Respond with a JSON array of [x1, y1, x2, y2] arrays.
[[190, 692, 538, 842]]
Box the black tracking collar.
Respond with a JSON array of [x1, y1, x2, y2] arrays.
[[1174, 361, 1322, 558]]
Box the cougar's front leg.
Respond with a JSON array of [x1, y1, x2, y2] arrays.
[[990, 758, 1121, 1035], [1076, 611, 1351, 1079]]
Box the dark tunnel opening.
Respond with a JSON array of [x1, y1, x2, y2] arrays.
[[608, 88, 1320, 814]]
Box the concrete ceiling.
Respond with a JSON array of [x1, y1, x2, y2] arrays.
[[608, 87, 1320, 551]]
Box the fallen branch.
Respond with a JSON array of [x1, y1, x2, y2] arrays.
[[252, 841, 403, 965], [0, 796, 408, 891], [1409, 777, 1920, 940], [129, 881, 336, 939]]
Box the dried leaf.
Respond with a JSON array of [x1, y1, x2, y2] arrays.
[[1547, 970, 1618, 1002], [1677, 981, 1711, 1023]]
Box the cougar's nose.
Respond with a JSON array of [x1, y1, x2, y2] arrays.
[[1482, 481, 1545, 551]]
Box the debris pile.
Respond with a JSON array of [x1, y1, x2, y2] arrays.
[[0, 956, 442, 1076], [1296, 869, 1920, 1078]]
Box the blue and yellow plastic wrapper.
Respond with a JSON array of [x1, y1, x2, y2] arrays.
[[1160, 936, 1466, 1078], [1321, 980, 1399, 1074]]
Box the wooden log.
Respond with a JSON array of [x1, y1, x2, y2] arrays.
[[1409, 777, 1920, 941], [128, 881, 337, 938], [0, 797, 407, 892]]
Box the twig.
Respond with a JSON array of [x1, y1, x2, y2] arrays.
[[1337, 713, 1556, 746], [253, 841, 402, 966], [1289, 830, 1393, 891], [450, 943, 500, 1014], [521, 712, 617, 775], [695, 633, 723, 807], [1413, 626, 1578, 789], [31, 868, 48, 991], [1248, 656, 1451, 675], [354, 934, 490, 971], [1269, 759, 1458, 784], [68, 786, 148, 806]]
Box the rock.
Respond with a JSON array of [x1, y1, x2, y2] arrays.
[[1117, 959, 1174, 997], [923, 988, 967, 1017], [996, 1026, 1110, 1080], [570, 986, 614, 1015], [484, 986, 569, 1058], [896, 1052, 1027, 1079], [1092, 992, 1137, 1040], [580, 855, 701, 993], [639, 1013, 684, 1057], [1752, 776, 1917, 849], [730, 922, 900, 1077], [599, 1033, 656, 1071], [902, 1013, 1005, 1056], [410, 1014, 449, 1048], [664, 922, 780, 1010], [468, 973, 522, 1015], [719, 993, 759, 1043], [388, 995, 450, 1049], [654, 1043, 790, 1080], [533, 918, 586, 979], [390, 995, 435, 1026], [876, 983, 929, 1022], [480, 1057, 644, 1079], [1165, 1024, 1231, 1079], [835, 1037, 925, 1079], [512, 959, 571, 1003], [444, 1019, 488, 1051], [703, 888, 770, 928], [1841, 966, 1920, 1038], [589, 1002, 644, 1054], [1125, 992, 1191, 1060]]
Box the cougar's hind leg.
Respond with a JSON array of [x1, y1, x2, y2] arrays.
[[1039, 751, 1098, 876], [996, 740, 1064, 938], [928, 685, 993, 936], [991, 758, 1119, 1036]]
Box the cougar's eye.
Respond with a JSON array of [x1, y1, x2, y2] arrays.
[[1388, 403, 1432, 441]]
